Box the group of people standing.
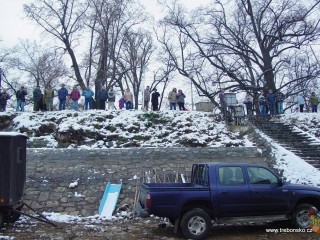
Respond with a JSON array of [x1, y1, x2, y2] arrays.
[[242, 89, 285, 117], [97, 87, 116, 110], [143, 86, 160, 111], [31, 84, 117, 111], [257, 89, 285, 117], [243, 89, 319, 116], [142, 86, 187, 111], [117, 88, 134, 110]]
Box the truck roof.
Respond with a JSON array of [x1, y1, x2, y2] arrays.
[[197, 162, 267, 167]]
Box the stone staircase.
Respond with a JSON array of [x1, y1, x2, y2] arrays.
[[249, 116, 320, 170]]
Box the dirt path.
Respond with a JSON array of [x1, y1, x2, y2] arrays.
[[1, 216, 319, 239]]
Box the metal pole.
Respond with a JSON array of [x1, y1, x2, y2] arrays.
[[191, 81, 194, 111], [310, 46, 320, 68]]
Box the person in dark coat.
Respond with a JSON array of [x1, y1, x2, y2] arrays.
[[244, 92, 253, 115], [176, 89, 186, 111], [58, 83, 68, 110], [16, 86, 27, 112], [33, 86, 42, 111], [151, 88, 160, 111], [0, 88, 10, 112], [98, 87, 108, 110]]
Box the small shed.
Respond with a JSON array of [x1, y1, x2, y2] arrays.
[[224, 93, 238, 106], [195, 102, 215, 112]]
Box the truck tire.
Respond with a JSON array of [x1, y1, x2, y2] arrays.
[[180, 208, 211, 240], [0, 212, 4, 229], [292, 203, 314, 229]]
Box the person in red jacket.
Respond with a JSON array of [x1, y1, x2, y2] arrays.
[[70, 86, 81, 111]]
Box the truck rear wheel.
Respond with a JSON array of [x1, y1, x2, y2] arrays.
[[180, 208, 211, 240], [0, 212, 4, 229]]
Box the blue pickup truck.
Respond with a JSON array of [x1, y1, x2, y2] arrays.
[[139, 163, 320, 239]]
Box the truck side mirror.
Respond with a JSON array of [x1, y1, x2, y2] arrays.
[[278, 177, 285, 186]]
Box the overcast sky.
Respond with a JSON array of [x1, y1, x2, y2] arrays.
[[0, 0, 211, 48]]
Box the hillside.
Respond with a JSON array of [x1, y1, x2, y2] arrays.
[[1, 110, 320, 187], [0, 110, 253, 149]]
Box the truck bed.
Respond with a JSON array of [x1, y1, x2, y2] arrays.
[[139, 182, 210, 218], [141, 182, 209, 191]]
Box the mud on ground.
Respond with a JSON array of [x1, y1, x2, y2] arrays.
[[1, 216, 319, 240]]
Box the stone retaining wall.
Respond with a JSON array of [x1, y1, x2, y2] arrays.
[[25, 147, 265, 217]]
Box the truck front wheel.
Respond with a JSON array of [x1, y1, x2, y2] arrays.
[[180, 208, 211, 240], [292, 203, 314, 229]]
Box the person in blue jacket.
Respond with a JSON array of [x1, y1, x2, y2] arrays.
[[58, 84, 68, 110], [82, 87, 94, 110], [266, 89, 276, 116]]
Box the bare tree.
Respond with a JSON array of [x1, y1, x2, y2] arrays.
[[85, 0, 148, 107], [120, 30, 154, 109], [9, 41, 68, 91], [159, 0, 320, 103], [24, 0, 89, 89]]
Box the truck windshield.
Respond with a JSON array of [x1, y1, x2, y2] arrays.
[[192, 165, 209, 186]]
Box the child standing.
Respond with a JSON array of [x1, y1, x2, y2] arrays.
[[119, 95, 126, 109]]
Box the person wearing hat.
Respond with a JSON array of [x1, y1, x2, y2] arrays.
[[151, 88, 160, 111], [0, 88, 10, 112], [16, 86, 27, 112]]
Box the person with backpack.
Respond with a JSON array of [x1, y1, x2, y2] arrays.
[[107, 87, 116, 110], [16, 86, 27, 112], [58, 84, 68, 110], [82, 86, 94, 110], [70, 86, 81, 111], [0, 88, 10, 112], [44, 86, 54, 111]]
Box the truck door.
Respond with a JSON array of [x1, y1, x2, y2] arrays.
[[246, 166, 290, 214], [215, 166, 251, 217]]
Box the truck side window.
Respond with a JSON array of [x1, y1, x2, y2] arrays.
[[247, 167, 278, 184], [219, 167, 244, 186], [193, 165, 209, 186]]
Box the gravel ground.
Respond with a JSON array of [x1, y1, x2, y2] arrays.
[[1, 216, 319, 239]]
